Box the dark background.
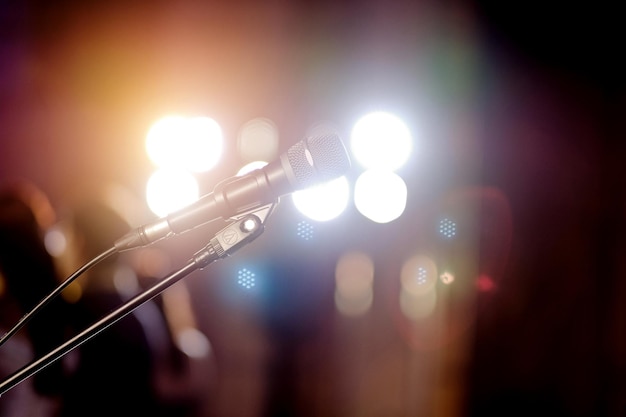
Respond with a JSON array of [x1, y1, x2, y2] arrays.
[[1, 1, 624, 416]]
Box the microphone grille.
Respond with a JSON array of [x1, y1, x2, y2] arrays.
[[286, 133, 351, 187]]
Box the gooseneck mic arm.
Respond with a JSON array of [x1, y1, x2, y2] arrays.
[[0, 211, 267, 396]]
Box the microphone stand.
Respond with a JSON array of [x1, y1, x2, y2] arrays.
[[0, 207, 273, 396]]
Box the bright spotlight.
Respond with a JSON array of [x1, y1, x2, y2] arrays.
[[350, 111, 412, 170], [146, 168, 199, 218], [146, 116, 184, 168], [354, 169, 407, 223], [185, 116, 223, 172], [292, 176, 350, 222], [145, 115, 223, 172]]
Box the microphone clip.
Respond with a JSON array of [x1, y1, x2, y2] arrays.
[[190, 201, 277, 269]]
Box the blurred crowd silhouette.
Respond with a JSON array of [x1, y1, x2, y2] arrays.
[[0, 180, 61, 416], [0, 180, 211, 417]]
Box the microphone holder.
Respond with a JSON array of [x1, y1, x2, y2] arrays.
[[0, 204, 274, 396]]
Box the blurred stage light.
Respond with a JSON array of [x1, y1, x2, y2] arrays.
[[335, 290, 373, 318], [146, 115, 223, 172], [400, 254, 437, 296], [335, 251, 375, 317], [44, 226, 67, 257], [237, 117, 279, 163], [296, 220, 315, 241], [113, 264, 140, 297], [292, 176, 350, 222], [236, 161, 268, 176], [400, 286, 437, 321], [354, 169, 407, 223], [176, 328, 211, 359], [350, 111, 412, 170], [146, 116, 182, 166], [237, 268, 256, 289], [146, 168, 199, 217], [399, 254, 438, 321], [439, 218, 457, 238], [476, 274, 496, 292], [440, 271, 455, 285]]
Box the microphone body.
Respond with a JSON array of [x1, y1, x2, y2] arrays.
[[115, 133, 350, 251]]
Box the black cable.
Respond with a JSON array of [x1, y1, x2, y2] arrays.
[[0, 212, 266, 395], [0, 242, 219, 396], [0, 246, 117, 348]]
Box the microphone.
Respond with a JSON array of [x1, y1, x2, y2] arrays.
[[115, 132, 351, 251]]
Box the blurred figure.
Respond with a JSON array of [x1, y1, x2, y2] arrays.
[[0, 180, 66, 417], [55, 196, 210, 417]]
